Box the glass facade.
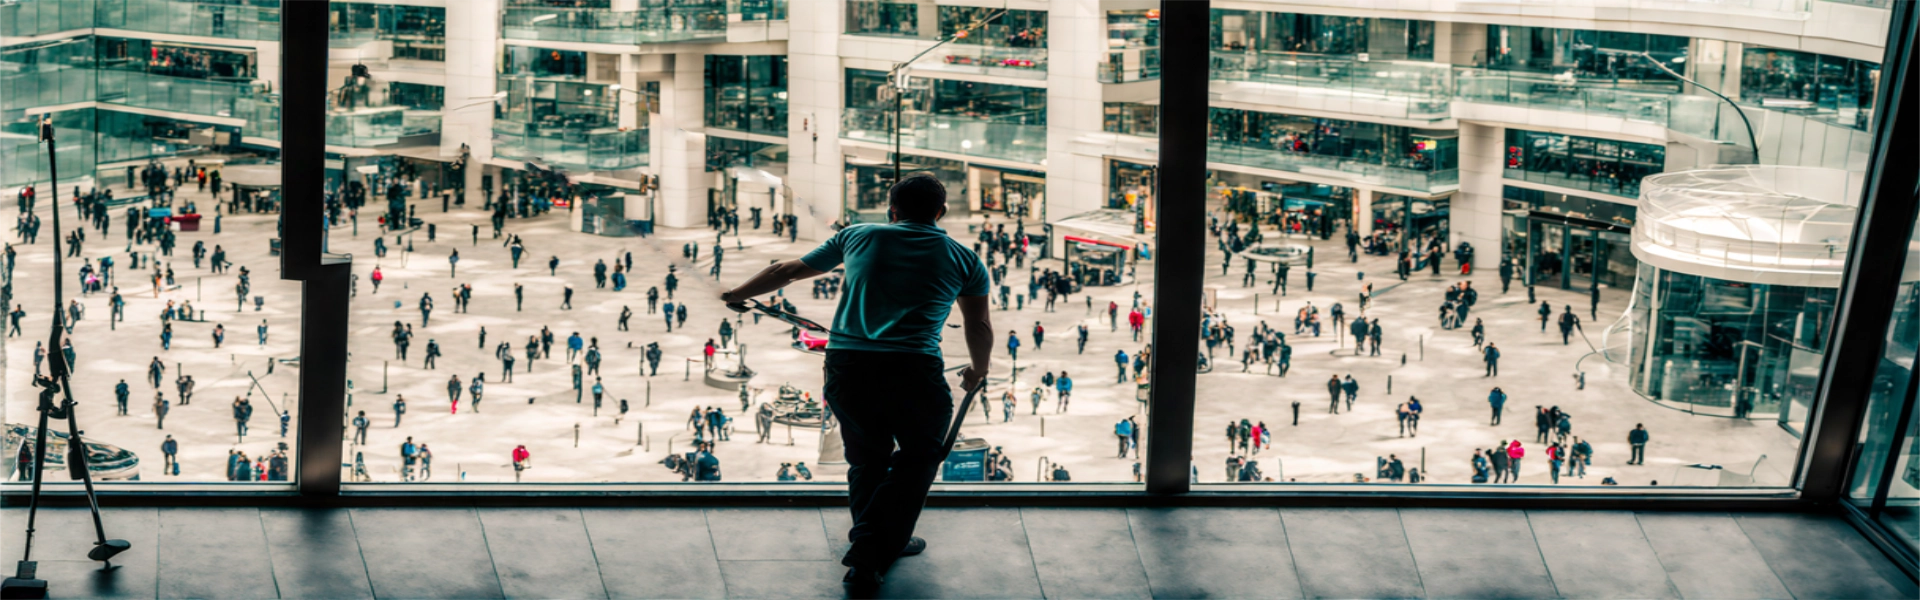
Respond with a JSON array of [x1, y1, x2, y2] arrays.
[[1208, 107, 1458, 193], [1628, 264, 1835, 431], [1485, 26, 1690, 83], [844, 0, 917, 38], [704, 55, 788, 136], [1741, 46, 1881, 131], [1504, 129, 1666, 199], [0, 0, 1908, 524], [1099, 10, 1160, 82], [329, 2, 445, 61], [841, 69, 1046, 164], [501, 0, 726, 45], [495, 47, 647, 171]]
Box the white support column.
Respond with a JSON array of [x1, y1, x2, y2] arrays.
[[785, 0, 846, 241], [1044, 0, 1109, 227], [657, 52, 709, 229], [1353, 188, 1374, 238], [443, 0, 500, 197], [1455, 122, 1506, 270], [1438, 21, 1487, 67]]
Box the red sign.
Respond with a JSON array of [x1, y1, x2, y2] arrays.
[[1065, 235, 1131, 250]]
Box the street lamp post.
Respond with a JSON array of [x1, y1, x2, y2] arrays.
[[887, 8, 1008, 187]]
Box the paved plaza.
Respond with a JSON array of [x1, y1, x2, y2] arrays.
[[3, 167, 1801, 486]]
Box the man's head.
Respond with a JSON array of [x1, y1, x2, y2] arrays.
[[887, 173, 947, 223]]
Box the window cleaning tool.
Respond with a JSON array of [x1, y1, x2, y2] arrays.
[[7, 118, 131, 600], [725, 298, 984, 455]]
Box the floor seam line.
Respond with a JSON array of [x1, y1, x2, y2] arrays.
[[473, 508, 509, 599], [576, 508, 613, 600], [1522, 510, 1565, 599], [1016, 508, 1048, 599], [346, 509, 379, 599], [256, 509, 283, 600], [1396, 508, 1429, 598], [1274, 508, 1307, 599], [1731, 513, 1802, 599]]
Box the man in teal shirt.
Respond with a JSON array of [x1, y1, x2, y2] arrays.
[[721, 173, 992, 591]]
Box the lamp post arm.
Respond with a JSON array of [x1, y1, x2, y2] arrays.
[[1639, 52, 1760, 162]]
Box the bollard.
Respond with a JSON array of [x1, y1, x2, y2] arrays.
[[1040, 417, 1046, 437], [1401, 353, 1407, 365], [646, 380, 652, 407], [637, 422, 644, 445], [574, 423, 580, 448], [1387, 375, 1392, 394], [1419, 335, 1424, 361]]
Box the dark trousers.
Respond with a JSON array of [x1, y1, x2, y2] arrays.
[[823, 349, 952, 571], [1630, 443, 1645, 464]]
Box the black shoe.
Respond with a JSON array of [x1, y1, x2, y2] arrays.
[[899, 536, 927, 557], [843, 566, 884, 597]]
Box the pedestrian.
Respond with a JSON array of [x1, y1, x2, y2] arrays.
[[393, 395, 407, 427], [161, 435, 178, 474], [1506, 440, 1525, 481], [1490, 444, 1510, 484], [715, 173, 987, 589], [1628, 423, 1649, 464], [153, 393, 169, 429], [352, 411, 369, 444], [1488, 387, 1506, 425], [1483, 343, 1500, 376], [1325, 375, 1341, 414], [1055, 371, 1072, 412]]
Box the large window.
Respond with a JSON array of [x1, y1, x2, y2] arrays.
[[1213, 10, 1433, 60], [1485, 26, 1688, 85], [705, 55, 787, 135], [844, 0, 918, 37], [1504, 129, 1665, 199], [1740, 47, 1881, 131]]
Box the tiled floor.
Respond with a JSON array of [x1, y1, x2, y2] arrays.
[[0, 507, 1913, 599]]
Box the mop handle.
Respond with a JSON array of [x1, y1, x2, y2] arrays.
[[942, 377, 987, 454]]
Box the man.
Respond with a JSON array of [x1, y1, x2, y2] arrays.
[[1628, 423, 1650, 465], [1487, 387, 1507, 425], [1325, 375, 1342, 414], [352, 411, 369, 445], [115, 379, 131, 415], [1483, 343, 1500, 376], [1005, 330, 1021, 361], [1113, 349, 1129, 383], [160, 435, 178, 474], [718, 173, 990, 591], [1558, 306, 1581, 345]]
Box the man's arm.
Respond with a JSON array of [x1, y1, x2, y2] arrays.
[[957, 295, 992, 390], [719, 259, 825, 303]]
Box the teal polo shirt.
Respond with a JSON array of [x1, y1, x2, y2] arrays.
[[801, 221, 988, 356]]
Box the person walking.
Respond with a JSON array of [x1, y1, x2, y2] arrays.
[[352, 411, 369, 445], [153, 393, 169, 429], [717, 173, 989, 590], [1490, 444, 1510, 484], [1055, 371, 1072, 413], [1506, 440, 1525, 481], [115, 379, 131, 415], [161, 435, 178, 474], [1558, 306, 1581, 345], [1113, 349, 1129, 383], [1628, 424, 1649, 465], [1488, 387, 1507, 425], [1538, 300, 1553, 332], [1483, 343, 1500, 376], [392, 395, 407, 427], [1341, 375, 1357, 411]]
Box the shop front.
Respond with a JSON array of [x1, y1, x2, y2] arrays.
[[1370, 193, 1449, 252], [1064, 235, 1133, 287], [968, 165, 1044, 220], [1109, 159, 1156, 233], [842, 154, 966, 223], [1501, 186, 1636, 291]]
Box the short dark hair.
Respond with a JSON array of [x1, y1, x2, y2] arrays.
[[888, 173, 947, 222]]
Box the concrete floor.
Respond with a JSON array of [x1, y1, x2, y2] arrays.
[[1, 171, 1801, 485], [0, 506, 1911, 599]]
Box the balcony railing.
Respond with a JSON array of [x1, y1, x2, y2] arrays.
[[841, 107, 1046, 165], [501, 6, 725, 45], [913, 46, 1047, 80], [98, 0, 282, 41], [1454, 69, 1739, 142], [1207, 141, 1459, 193], [96, 70, 253, 119], [2, 0, 280, 40], [1210, 50, 1453, 120], [493, 121, 650, 172], [1097, 48, 1160, 83], [727, 0, 788, 21], [236, 91, 280, 141]]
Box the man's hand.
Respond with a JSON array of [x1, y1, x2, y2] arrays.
[[957, 363, 987, 393]]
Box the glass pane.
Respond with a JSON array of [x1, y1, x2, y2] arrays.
[[4, 1, 294, 486]]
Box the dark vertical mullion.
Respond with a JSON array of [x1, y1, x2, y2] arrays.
[[1872, 354, 1920, 513], [297, 266, 351, 494], [1144, 0, 1208, 494], [280, 0, 350, 495], [1800, 0, 1918, 503]]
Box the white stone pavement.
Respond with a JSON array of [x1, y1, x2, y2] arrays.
[[3, 175, 1800, 487]]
